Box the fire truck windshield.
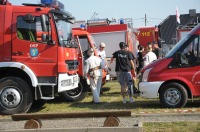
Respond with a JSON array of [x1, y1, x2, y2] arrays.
[[54, 13, 77, 48]]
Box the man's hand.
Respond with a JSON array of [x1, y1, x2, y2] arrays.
[[133, 69, 137, 77]]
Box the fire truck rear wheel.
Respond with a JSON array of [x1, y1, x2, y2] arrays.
[[59, 82, 88, 102], [0, 77, 33, 115], [159, 82, 188, 108]]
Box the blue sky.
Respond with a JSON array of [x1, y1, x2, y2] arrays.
[[9, 0, 200, 27]]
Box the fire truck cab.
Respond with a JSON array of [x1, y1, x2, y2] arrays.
[[139, 24, 200, 108], [0, 0, 79, 114]]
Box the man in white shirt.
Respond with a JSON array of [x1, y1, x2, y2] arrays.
[[85, 48, 104, 104], [98, 42, 111, 71], [144, 44, 157, 67]]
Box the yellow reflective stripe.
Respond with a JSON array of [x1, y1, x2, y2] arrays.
[[28, 31, 35, 42], [17, 31, 23, 39]]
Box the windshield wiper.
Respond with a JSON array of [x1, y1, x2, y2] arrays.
[[62, 39, 78, 48]]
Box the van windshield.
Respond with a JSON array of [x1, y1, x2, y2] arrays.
[[165, 35, 190, 58]]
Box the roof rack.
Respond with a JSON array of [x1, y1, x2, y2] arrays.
[[178, 23, 198, 29], [22, 3, 45, 7]]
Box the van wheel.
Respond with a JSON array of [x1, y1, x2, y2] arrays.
[[0, 77, 33, 115], [159, 82, 188, 108], [59, 82, 88, 102]]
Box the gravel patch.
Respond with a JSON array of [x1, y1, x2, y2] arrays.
[[1, 113, 200, 130]]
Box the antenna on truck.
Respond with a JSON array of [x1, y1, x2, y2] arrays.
[[90, 12, 98, 20]]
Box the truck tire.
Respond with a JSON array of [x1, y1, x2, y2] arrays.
[[59, 82, 88, 102], [0, 77, 33, 115], [159, 82, 188, 108]]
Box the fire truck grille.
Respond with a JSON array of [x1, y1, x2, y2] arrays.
[[66, 60, 79, 71]]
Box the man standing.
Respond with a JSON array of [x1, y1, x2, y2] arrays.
[[85, 48, 104, 104], [152, 41, 163, 59], [110, 42, 136, 103], [144, 44, 157, 67], [98, 42, 111, 71]]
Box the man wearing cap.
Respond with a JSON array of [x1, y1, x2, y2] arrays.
[[98, 42, 111, 71], [110, 42, 136, 104], [85, 48, 104, 104]]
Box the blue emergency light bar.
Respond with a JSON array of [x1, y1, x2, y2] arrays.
[[41, 0, 64, 9], [41, 0, 52, 5]]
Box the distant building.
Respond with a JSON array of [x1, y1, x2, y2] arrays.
[[159, 9, 200, 45]]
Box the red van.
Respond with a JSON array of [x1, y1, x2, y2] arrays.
[[139, 24, 200, 108]]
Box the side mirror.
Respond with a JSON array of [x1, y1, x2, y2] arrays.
[[41, 15, 48, 32], [42, 34, 47, 42], [23, 14, 35, 23], [42, 34, 55, 45]]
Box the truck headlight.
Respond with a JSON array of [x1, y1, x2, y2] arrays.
[[142, 68, 152, 82]]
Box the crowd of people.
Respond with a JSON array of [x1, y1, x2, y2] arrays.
[[85, 41, 163, 104], [137, 41, 163, 74]]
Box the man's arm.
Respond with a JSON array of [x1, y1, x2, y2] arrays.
[[84, 60, 89, 78], [110, 56, 114, 64], [105, 58, 111, 71], [130, 60, 136, 76]]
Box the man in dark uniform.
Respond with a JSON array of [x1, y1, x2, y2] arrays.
[[110, 42, 136, 103], [152, 41, 163, 59]]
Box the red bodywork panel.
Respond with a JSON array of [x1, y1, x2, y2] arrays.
[[87, 24, 128, 33], [136, 26, 159, 48], [144, 56, 200, 97]]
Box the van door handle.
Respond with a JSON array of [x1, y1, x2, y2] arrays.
[[12, 51, 24, 56]]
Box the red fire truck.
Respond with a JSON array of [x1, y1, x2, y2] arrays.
[[136, 26, 159, 48], [0, 0, 80, 114], [139, 24, 200, 108], [84, 19, 138, 78], [176, 24, 197, 42], [70, 29, 108, 95]]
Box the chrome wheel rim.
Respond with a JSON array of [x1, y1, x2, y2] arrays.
[[0, 87, 22, 108], [164, 88, 181, 106]]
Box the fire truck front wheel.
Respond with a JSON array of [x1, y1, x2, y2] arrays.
[[59, 82, 88, 102], [0, 77, 33, 115], [159, 82, 188, 108]]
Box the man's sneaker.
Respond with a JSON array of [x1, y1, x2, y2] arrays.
[[122, 98, 127, 104], [129, 97, 135, 103], [133, 93, 140, 98]]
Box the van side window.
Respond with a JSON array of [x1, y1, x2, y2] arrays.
[[17, 16, 46, 43], [181, 36, 199, 65]]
